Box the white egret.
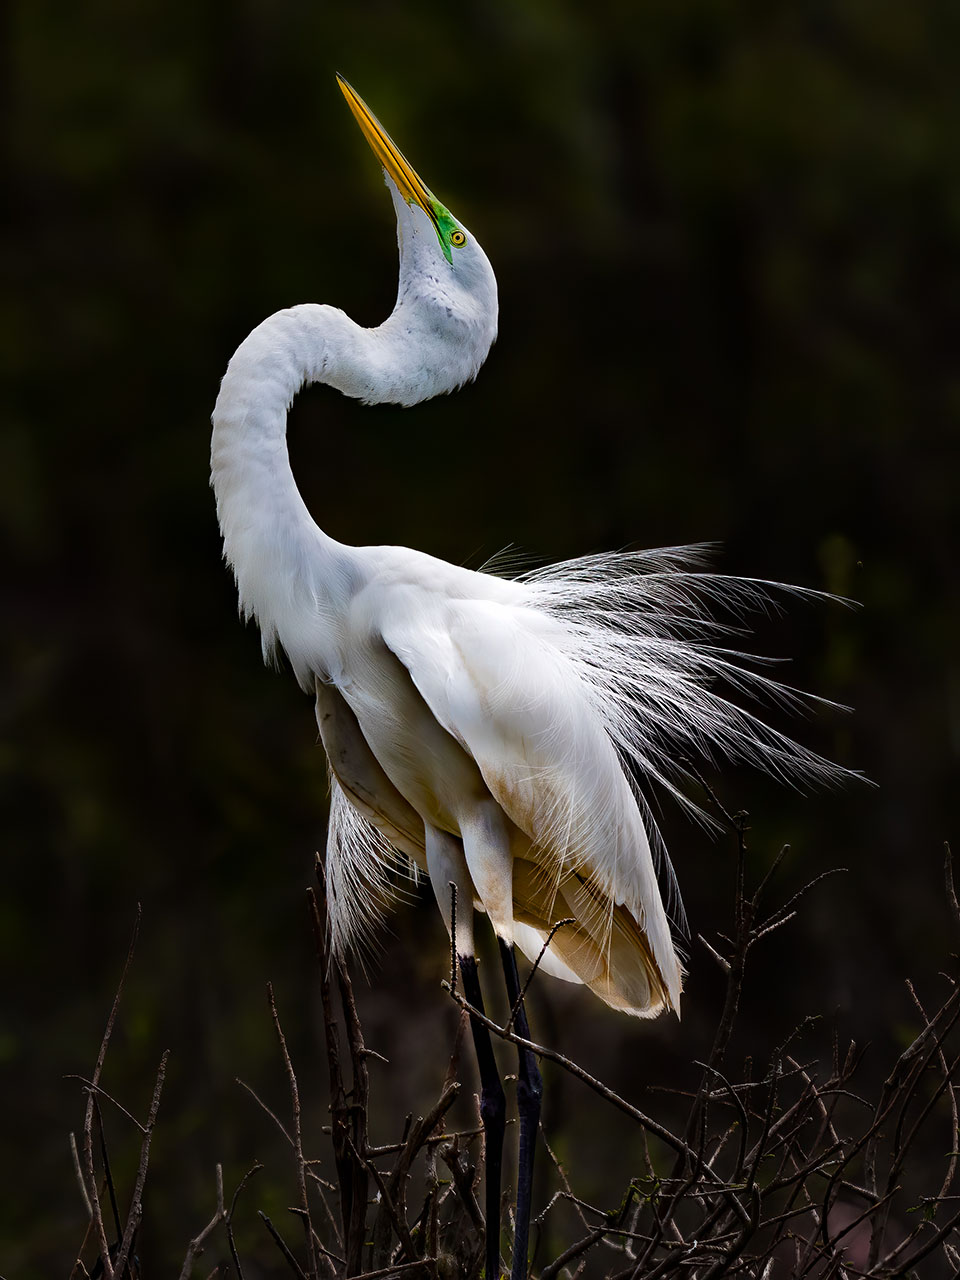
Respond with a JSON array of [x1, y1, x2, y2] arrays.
[[212, 76, 848, 1280]]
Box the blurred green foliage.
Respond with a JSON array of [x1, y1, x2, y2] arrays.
[[2, 0, 958, 1272]]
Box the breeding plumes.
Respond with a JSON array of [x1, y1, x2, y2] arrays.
[[211, 77, 847, 1280]]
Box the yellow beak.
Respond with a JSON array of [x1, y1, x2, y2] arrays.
[[337, 76, 438, 229]]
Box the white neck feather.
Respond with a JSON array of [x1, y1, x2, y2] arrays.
[[211, 305, 365, 683], [210, 288, 492, 685], [211, 186, 497, 686]]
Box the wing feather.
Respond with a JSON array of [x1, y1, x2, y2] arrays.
[[378, 588, 682, 1012]]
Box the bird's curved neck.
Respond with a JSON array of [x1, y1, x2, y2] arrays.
[[211, 284, 490, 682], [211, 305, 372, 682]]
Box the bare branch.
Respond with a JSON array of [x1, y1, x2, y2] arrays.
[[235, 1076, 293, 1147], [81, 904, 142, 1279], [112, 1048, 169, 1278], [698, 933, 731, 975], [69, 1132, 92, 1218], [179, 1164, 226, 1280], [505, 918, 576, 1033], [260, 1210, 310, 1279], [268, 982, 318, 1279], [227, 1163, 263, 1280], [66, 1077, 147, 1134], [539, 1227, 607, 1280]]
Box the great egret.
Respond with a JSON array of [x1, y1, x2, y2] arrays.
[[212, 76, 847, 1280]]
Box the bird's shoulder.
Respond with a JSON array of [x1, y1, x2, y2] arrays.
[[343, 545, 529, 640]]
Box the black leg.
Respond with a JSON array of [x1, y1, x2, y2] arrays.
[[499, 940, 542, 1280], [460, 954, 506, 1280]]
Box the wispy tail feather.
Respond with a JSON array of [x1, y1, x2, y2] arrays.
[[519, 544, 861, 926]]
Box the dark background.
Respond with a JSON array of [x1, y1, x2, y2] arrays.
[[3, 0, 958, 1273]]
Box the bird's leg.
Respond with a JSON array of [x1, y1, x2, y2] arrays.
[[459, 953, 506, 1280], [499, 940, 542, 1280], [455, 804, 539, 1277], [424, 824, 505, 1279]]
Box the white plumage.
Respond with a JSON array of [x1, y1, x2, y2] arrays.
[[211, 81, 847, 1026], [212, 78, 849, 1280]]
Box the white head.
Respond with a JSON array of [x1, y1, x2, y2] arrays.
[[338, 77, 498, 402]]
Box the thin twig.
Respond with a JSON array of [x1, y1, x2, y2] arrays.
[[94, 1100, 124, 1243], [66, 1078, 147, 1134], [309, 874, 366, 1273], [287, 1210, 342, 1280], [80, 905, 142, 1280], [505, 918, 576, 1033], [112, 1047, 169, 1278], [268, 982, 319, 1279], [440, 1138, 485, 1235], [349, 1262, 438, 1279], [905, 978, 959, 1206], [179, 1164, 226, 1280], [539, 1228, 607, 1280], [260, 1210, 310, 1279], [70, 1133, 92, 1217], [698, 934, 731, 975], [226, 1163, 263, 1280], [335, 953, 372, 1273], [348, 1133, 419, 1261], [539, 1128, 593, 1233], [236, 1077, 293, 1146]]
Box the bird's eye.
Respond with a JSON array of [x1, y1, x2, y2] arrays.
[[450, 229, 467, 248]]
